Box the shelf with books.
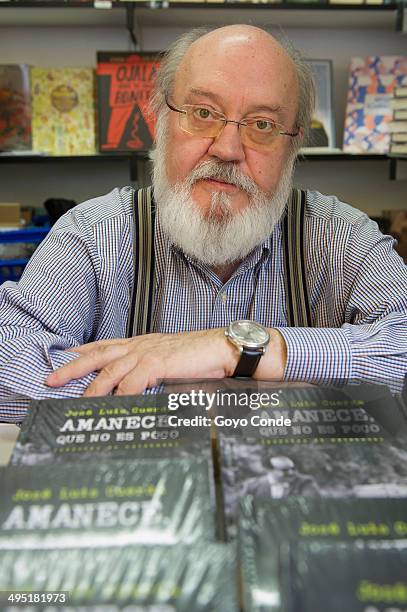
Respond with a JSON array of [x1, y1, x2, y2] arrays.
[[0, 2, 400, 30], [1, 2, 406, 210]]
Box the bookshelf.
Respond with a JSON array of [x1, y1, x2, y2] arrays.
[[0, 1, 406, 215]]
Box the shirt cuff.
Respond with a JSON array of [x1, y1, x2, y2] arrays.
[[277, 327, 353, 385], [45, 344, 80, 371]]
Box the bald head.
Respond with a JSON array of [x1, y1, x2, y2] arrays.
[[181, 24, 292, 57], [151, 25, 315, 150], [178, 24, 297, 76]]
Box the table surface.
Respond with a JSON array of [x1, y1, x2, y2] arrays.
[[0, 424, 19, 466]]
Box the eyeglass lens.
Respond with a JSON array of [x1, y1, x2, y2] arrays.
[[178, 108, 280, 150]]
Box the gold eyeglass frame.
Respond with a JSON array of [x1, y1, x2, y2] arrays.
[[165, 97, 300, 148]]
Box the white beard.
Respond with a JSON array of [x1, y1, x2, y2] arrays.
[[151, 140, 295, 268]]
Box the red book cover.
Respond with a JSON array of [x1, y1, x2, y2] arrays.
[[0, 65, 31, 152], [96, 52, 160, 153]]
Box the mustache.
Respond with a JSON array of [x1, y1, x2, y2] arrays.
[[186, 160, 259, 196]]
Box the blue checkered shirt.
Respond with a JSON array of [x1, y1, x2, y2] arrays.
[[1, 186, 406, 422]]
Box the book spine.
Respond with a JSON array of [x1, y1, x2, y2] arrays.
[[390, 133, 407, 143], [389, 143, 407, 154], [391, 98, 407, 110], [394, 87, 407, 98], [387, 121, 407, 132]]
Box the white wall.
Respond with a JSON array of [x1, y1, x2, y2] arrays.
[[0, 19, 406, 215]]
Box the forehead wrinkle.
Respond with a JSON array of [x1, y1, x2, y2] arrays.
[[184, 88, 223, 105]]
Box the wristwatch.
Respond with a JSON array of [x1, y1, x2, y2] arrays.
[[225, 320, 270, 378]]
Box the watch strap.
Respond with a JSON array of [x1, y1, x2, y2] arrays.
[[232, 348, 263, 378]]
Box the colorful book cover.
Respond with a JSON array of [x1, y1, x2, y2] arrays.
[[31, 67, 96, 156], [0, 543, 237, 611], [0, 64, 31, 151], [0, 457, 214, 547], [217, 384, 407, 539], [240, 496, 407, 612], [343, 56, 407, 153], [96, 51, 160, 152]]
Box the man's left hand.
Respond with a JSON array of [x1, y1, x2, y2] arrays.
[[46, 329, 239, 397]]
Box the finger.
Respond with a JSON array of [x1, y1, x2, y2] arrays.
[[46, 344, 128, 387], [83, 354, 139, 397], [64, 338, 130, 355], [114, 361, 158, 396]]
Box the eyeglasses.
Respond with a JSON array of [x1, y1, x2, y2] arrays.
[[165, 98, 299, 151]]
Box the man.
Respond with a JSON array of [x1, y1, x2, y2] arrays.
[[0, 25, 406, 422], [241, 456, 320, 499]]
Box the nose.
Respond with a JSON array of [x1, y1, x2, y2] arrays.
[[207, 121, 246, 163]]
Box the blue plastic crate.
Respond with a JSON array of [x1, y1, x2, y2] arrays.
[[0, 227, 49, 284]]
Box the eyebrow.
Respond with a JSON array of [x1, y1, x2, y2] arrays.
[[185, 87, 287, 118]]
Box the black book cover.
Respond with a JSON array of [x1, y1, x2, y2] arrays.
[[217, 384, 407, 538], [0, 542, 237, 611], [240, 496, 407, 612], [10, 393, 211, 465], [96, 51, 160, 153], [0, 457, 214, 547]]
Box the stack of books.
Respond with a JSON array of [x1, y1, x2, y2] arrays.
[[0, 392, 237, 610], [389, 84, 407, 155], [240, 496, 407, 611], [1, 384, 407, 609]]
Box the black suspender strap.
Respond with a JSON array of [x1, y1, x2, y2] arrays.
[[282, 188, 312, 327], [126, 186, 155, 338]]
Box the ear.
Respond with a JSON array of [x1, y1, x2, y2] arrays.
[[297, 126, 305, 140]]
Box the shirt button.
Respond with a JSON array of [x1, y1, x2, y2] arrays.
[[221, 292, 228, 304]]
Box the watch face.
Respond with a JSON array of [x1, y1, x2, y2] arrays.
[[229, 320, 270, 348]]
